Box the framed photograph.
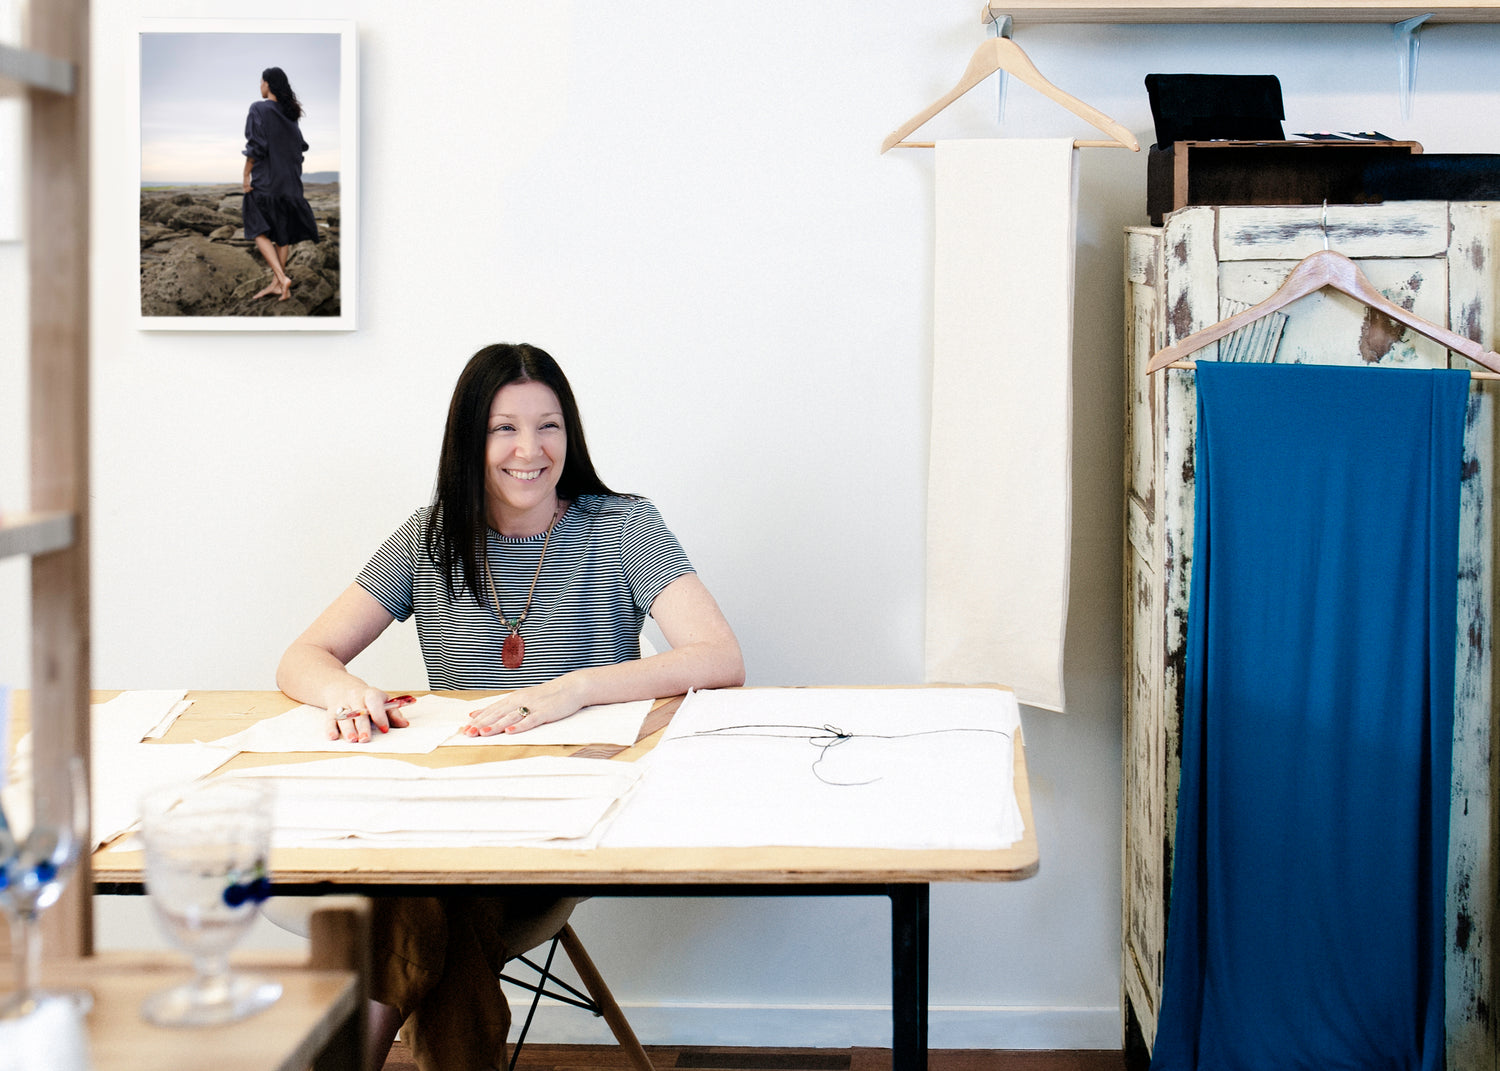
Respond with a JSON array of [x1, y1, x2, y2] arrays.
[[134, 19, 356, 330]]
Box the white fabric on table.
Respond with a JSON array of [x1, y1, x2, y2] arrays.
[[601, 688, 1024, 850]]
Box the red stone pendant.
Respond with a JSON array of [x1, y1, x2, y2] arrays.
[[502, 631, 525, 670]]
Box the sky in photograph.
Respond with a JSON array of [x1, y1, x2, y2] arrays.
[[140, 32, 341, 184]]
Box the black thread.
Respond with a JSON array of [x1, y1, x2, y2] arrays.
[[677, 723, 1013, 787]]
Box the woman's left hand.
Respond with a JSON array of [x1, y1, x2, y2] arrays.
[[464, 675, 588, 737]]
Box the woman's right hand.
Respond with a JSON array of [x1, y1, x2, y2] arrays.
[[276, 583, 402, 743], [326, 686, 411, 743]]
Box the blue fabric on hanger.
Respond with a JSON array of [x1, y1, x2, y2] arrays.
[[1151, 361, 1468, 1071]]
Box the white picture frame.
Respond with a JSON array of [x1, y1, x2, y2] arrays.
[[133, 19, 356, 331]]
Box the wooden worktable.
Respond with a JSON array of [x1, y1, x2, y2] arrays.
[[15, 686, 1037, 1071], [82, 688, 1039, 890]]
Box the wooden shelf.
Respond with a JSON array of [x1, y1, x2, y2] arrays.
[[989, 2, 1500, 23], [17, 952, 361, 1071], [0, 510, 75, 559]]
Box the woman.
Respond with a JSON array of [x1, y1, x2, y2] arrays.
[[277, 343, 744, 1071], [241, 66, 321, 302]]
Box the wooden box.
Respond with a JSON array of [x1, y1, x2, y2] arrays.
[[1145, 139, 1423, 225]]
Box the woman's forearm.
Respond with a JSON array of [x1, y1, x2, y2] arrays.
[[572, 570, 744, 706], [569, 637, 744, 709], [275, 641, 373, 710], [276, 584, 398, 710]]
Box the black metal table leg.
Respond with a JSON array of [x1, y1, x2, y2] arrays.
[[889, 883, 930, 1071]]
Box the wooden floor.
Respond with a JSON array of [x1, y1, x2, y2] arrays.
[[382, 1042, 1125, 1071]]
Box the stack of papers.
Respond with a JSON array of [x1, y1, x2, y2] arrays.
[[221, 755, 642, 849], [601, 687, 1025, 851], [11, 691, 652, 850]]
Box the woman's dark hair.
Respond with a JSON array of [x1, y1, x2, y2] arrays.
[[261, 67, 303, 121], [426, 343, 619, 599]]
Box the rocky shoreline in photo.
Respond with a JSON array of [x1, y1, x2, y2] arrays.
[[139, 182, 341, 318]]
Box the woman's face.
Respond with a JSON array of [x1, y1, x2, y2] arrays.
[[259, 78, 270, 99], [484, 380, 567, 532]]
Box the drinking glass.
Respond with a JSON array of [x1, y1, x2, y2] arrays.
[[139, 778, 281, 1026], [0, 755, 92, 1019]]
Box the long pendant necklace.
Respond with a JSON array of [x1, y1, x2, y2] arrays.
[[483, 505, 561, 670]]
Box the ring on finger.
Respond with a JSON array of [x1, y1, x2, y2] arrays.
[[517, 706, 530, 717]]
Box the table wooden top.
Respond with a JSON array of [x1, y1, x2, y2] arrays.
[[38, 688, 1039, 888]]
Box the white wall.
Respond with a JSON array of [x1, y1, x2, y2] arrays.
[[5, 0, 1500, 1050]]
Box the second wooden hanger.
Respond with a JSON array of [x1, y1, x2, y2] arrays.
[[1148, 246, 1500, 377]]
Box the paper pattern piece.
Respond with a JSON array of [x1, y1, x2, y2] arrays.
[[206, 694, 475, 754], [91, 690, 232, 846], [94, 689, 190, 743], [5, 690, 233, 848], [207, 695, 654, 753], [222, 755, 642, 848], [443, 698, 653, 747], [601, 688, 1024, 851], [924, 138, 1075, 713]]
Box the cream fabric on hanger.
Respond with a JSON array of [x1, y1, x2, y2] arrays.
[[925, 138, 1075, 712]]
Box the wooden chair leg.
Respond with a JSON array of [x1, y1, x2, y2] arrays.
[[556, 923, 655, 1071]]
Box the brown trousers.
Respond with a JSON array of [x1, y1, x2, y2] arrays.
[[371, 894, 575, 1071]]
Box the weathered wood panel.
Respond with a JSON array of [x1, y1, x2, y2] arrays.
[[1445, 201, 1498, 1070], [1123, 203, 1499, 1068], [1216, 201, 1452, 261], [1122, 229, 1165, 1046], [1124, 227, 1161, 514]]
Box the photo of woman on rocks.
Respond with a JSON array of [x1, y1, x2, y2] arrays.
[[138, 25, 353, 327], [241, 66, 320, 303]]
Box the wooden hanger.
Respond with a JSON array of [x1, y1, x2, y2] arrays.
[[881, 33, 1140, 154], [1147, 248, 1500, 376]]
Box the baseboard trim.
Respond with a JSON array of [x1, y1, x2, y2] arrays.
[[503, 995, 1122, 1050]]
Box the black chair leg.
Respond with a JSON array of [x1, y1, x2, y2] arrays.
[[498, 926, 653, 1071], [506, 935, 562, 1071]]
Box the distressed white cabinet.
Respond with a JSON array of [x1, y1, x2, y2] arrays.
[[1122, 203, 1498, 1069]]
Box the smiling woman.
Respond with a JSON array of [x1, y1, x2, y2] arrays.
[[273, 341, 744, 1071]]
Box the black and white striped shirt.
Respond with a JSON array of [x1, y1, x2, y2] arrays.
[[356, 495, 694, 689]]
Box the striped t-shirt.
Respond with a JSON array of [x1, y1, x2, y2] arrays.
[[356, 494, 694, 689]]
